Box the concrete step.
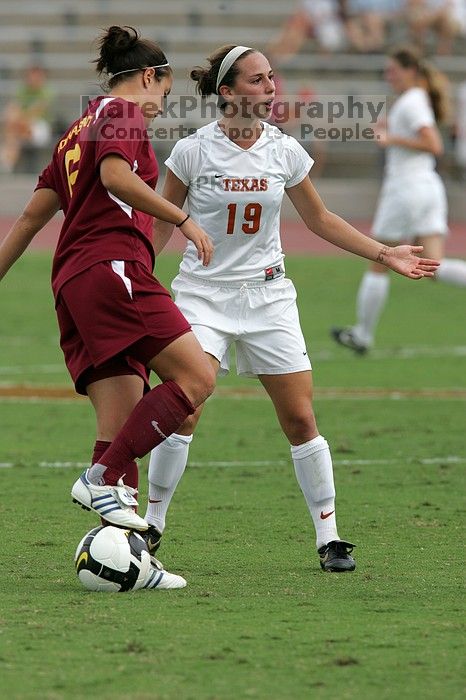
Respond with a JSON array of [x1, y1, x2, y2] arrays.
[[0, 26, 276, 53], [2, 173, 465, 222], [0, 0, 291, 17]]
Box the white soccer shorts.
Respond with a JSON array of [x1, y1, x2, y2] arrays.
[[171, 273, 312, 377], [372, 172, 448, 241]]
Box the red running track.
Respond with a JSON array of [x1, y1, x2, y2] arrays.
[[0, 216, 465, 255]]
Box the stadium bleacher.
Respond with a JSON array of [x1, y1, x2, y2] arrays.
[[0, 0, 465, 219]]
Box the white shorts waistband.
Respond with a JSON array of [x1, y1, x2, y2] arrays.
[[177, 270, 286, 289]]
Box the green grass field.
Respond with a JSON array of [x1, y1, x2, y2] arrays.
[[0, 252, 464, 700]]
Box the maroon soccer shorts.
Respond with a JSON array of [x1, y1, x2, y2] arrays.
[[56, 260, 191, 395]]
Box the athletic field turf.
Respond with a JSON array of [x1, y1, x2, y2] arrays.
[[0, 252, 464, 699]]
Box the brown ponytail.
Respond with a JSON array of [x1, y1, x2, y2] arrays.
[[390, 46, 450, 123], [418, 59, 450, 124], [94, 26, 171, 89]]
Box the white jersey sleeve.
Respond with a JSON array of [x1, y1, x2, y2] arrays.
[[165, 136, 201, 186], [283, 136, 314, 188], [403, 87, 435, 133]]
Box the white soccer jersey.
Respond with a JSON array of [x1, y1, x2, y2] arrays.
[[385, 87, 436, 179], [165, 121, 313, 281]]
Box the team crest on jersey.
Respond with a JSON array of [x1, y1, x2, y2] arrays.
[[222, 177, 268, 192]]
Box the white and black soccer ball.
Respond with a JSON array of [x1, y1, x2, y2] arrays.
[[74, 525, 151, 592]]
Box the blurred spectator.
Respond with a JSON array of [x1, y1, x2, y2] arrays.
[[405, 0, 466, 54], [269, 0, 466, 57], [451, 0, 466, 31], [268, 1, 347, 60], [0, 65, 54, 173], [270, 75, 328, 177], [342, 0, 404, 52]]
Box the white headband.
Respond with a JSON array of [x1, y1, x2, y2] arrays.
[[110, 63, 170, 79], [215, 46, 252, 93]]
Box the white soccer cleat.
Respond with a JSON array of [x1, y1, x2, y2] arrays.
[[71, 469, 148, 531], [142, 564, 187, 590]]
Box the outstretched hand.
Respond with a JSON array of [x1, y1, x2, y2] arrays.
[[179, 218, 214, 266], [379, 245, 440, 279]]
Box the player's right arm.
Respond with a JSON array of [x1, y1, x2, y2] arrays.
[[0, 187, 60, 282], [152, 168, 188, 256], [375, 124, 443, 155]]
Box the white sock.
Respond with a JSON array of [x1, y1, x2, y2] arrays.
[[291, 436, 339, 549], [436, 258, 466, 286], [144, 433, 192, 533], [353, 270, 390, 346]]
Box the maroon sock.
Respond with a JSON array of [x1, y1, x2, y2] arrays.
[[92, 440, 110, 465], [97, 380, 195, 485], [91, 440, 139, 490]]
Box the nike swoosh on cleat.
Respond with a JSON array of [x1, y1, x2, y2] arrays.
[[320, 510, 335, 520]]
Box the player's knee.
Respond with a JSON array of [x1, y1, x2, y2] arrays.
[[198, 365, 216, 402], [286, 412, 318, 444], [183, 364, 216, 407]]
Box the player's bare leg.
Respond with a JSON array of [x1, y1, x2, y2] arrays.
[[259, 370, 355, 572], [417, 234, 466, 287]]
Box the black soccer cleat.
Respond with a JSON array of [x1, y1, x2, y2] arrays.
[[143, 524, 162, 555], [318, 540, 356, 572], [142, 524, 164, 569], [330, 327, 368, 355]]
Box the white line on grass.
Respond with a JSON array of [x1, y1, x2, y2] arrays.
[[216, 393, 466, 401], [0, 456, 464, 469], [1, 391, 465, 404], [0, 364, 65, 375], [0, 344, 466, 377], [311, 345, 466, 361], [0, 397, 81, 404]]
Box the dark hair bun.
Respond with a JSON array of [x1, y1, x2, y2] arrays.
[[190, 67, 204, 83], [190, 66, 217, 96], [106, 26, 138, 51], [94, 25, 171, 88], [96, 26, 139, 73]]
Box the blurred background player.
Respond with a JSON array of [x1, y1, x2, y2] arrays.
[[332, 46, 466, 354], [144, 45, 439, 574]]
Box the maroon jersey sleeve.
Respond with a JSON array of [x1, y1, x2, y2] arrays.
[[36, 161, 58, 193], [94, 99, 146, 170]]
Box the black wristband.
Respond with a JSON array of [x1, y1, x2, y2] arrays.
[[177, 214, 190, 227]]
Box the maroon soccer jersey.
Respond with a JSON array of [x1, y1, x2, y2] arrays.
[[36, 96, 158, 299]]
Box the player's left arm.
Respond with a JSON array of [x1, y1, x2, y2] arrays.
[[286, 175, 440, 279], [376, 124, 443, 156], [0, 187, 60, 282]]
